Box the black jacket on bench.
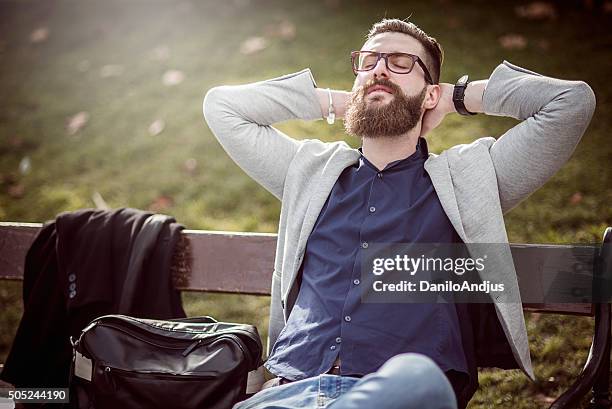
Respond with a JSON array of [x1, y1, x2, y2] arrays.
[[0, 208, 186, 389]]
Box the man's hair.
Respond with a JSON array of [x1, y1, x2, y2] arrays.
[[366, 18, 443, 84]]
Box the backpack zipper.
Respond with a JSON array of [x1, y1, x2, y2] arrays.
[[91, 322, 251, 361], [102, 365, 216, 391]]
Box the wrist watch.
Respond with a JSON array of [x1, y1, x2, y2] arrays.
[[453, 75, 477, 116], [326, 88, 336, 125]]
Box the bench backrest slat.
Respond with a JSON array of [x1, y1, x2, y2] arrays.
[[0, 223, 595, 316]]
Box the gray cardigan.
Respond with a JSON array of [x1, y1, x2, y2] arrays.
[[202, 60, 596, 382]]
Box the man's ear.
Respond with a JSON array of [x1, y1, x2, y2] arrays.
[[423, 84, 441, 110]]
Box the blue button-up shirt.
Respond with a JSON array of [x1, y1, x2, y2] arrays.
[[265, 137, 468, 380]]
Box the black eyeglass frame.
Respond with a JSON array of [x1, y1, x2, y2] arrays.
[[350, 51, 435, 85]]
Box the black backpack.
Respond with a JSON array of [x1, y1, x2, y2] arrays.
[[69, 314, 263, 409]]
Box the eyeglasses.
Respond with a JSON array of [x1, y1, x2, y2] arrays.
[[350, 51, 435, 84]]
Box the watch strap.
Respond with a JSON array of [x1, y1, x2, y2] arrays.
[[453, 75, 477, 116]]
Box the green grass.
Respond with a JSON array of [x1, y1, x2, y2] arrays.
[[1, 0, 611, 407]]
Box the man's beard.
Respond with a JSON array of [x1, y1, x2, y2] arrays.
[[344, 78, 428, 139]]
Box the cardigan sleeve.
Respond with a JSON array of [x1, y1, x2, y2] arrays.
[[203, 69, 322, 200], [482, 60, 596, 213]]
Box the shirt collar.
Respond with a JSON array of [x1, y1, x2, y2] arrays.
[[357, 137, 428, 171]]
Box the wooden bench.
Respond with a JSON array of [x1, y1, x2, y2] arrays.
[[0, 222, 610, 408]]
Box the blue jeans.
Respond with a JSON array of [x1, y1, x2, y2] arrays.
[[234, 353, 458, 409]]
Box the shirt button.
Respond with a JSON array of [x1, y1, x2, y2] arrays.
[[335, 337, 342, 343], [369, 206, 376, 213], [344, 315, 351, 322], [377, 172, 383, 179], [69, 290, 76, 299], [353, 279, 360, 285], [330, 345, 336, 351], [68, 274, 76, 282], [361, 242, 368, 249], [69, 282, 76, 291]]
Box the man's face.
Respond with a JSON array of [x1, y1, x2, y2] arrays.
[[344, 32, 432, 139]]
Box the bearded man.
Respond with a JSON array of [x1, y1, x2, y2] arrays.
[[203, 18, 595, 409]]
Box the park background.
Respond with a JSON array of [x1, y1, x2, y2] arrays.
[[0, 0, 611, 407]]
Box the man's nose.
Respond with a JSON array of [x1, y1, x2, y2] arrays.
[[371, 56, 389, 79]]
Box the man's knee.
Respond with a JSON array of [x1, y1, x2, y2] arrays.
[[378, 353, 456, 406], [381, 353, 440, 374]]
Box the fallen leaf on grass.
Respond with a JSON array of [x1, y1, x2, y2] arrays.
[[515, 2, 557, 20], [9, 136, 23, 148], [537, 39, 550, 50], [535, 393, 555, 404], [240, 37, 268, 55], [151, 45, 170, 61], [162, 70, 185, 86], [148, 195, 174, 212], [569, 192, 583, 205], [7, 184, 25, 198], [183, 158, 198, 175], [265, 20, 296, 41], [446, 17, 462, 29], [148, 119, 166, 136], [19, 157, 31, 175], [100, 64, 124, 78], [498, 33, 527, 50], [30, 27, 49, 43], [66, 111, 90, 135], [278, 21, 296, 40]]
